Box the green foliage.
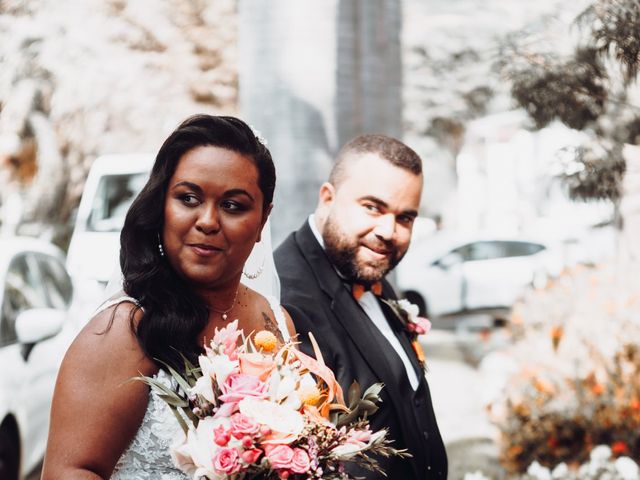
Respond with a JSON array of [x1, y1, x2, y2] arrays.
[[504, 0, 640, 203], [560, 145, 626, 202], [577, 0, 640, 83], [510, 48, 608, 130]]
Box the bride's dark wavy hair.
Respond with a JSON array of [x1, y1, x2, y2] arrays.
[[120, 114, 275, 371]]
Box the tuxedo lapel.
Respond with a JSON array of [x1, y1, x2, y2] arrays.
[[294, 223, 402, 392]]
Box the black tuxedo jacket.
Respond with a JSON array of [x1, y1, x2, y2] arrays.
[[274, 221, 447, 479]]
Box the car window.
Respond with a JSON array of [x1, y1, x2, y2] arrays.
[[0, 254, 48, 347], [87, 172, 148, 232], [504, 241, 545, 257], [36, 254, 73, 309], [451, 242, 507, 262], [450, 244, 473, 262]]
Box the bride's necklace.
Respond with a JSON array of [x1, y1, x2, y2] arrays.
[[210, 287, 240, 321]]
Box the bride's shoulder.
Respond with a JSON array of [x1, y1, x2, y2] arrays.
[[67, 293, 155, 375], [242, 286, 296, 340]]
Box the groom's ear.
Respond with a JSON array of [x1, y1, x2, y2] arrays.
[[257, 203, 273, 242], [318, 182, 335, 207]]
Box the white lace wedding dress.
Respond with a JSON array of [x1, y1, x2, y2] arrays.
[[98, 294, 290, 480]]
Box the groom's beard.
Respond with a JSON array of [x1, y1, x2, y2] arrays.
[[322, 215, 403, 285]]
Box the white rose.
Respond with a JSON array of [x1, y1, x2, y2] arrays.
[[239, 398, 304, 442], [590, 445, 612, 464], [170, 431, 197, 476], [526, 461, 551, 480], [550, 462, 568, 479], [615, 456, 640, 480], [397, 299, 419, 319], [177, 417, 229, 480]]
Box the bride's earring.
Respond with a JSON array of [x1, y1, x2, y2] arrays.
[[243, 243, 265, 279], [158, 234, 165, 257]]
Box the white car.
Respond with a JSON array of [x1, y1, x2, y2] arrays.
[[396, 234, 563, 318], [0, 237, 75, 480], [66, 154, 153, 287]]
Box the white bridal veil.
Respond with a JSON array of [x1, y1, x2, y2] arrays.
[[103, 219, 280, 300]]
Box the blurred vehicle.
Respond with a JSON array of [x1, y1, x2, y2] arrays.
[[396, 233, 563, 318], [0, 237, 74, 480], [66, 154, 153, 289]]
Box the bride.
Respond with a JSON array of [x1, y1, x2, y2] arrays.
[[41, 115, 295, 479]]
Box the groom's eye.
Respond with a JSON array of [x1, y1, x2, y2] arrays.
[[363, 203, 381, 214]]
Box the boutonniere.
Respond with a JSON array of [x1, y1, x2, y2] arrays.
[[380, 298, 431, 370]]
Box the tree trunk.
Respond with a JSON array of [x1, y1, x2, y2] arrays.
[[238, 0, 402, 244]]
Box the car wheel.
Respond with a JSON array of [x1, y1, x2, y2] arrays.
[[403, 291, 428, 317], [0, 424, 20, 480]]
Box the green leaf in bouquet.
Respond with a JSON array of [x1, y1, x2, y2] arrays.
[[359, 399, 379, 416], [167, 404, 189, 436], [347, 381, 362, 409], [154, 358, 194, 395], [158, 394, 189, 408]]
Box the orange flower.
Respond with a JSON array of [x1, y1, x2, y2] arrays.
[[550, 325, 563, 352], [533, 377, 555, 395], [612, 441, 629, 455], [631, 398, 640, 411], [238, 353, 274, 381], [254, 330, 278, 352], [591, 383, 605, 395]]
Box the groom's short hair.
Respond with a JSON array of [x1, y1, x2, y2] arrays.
[[329, 134, 422, 186]]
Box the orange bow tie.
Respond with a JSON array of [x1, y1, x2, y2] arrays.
[[351, 281, 383, 300]]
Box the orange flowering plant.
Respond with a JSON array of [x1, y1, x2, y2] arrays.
[[490, 263, 640, 474], [137, 320, 409, 479]]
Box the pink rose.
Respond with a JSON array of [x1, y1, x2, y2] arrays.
[[413, 316, 432, 335], [230, 413, 260, 438], [239, 352, 275, 381], [219, 373, 268, 404], [290, 448, 311, 474], [241, 448, 263, 464], [266, 444, 295, 469], [212, 320, 242, 359], [213, 447, 241, 474]]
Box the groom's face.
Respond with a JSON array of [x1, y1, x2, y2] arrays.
[[319, 153, 422, 284]]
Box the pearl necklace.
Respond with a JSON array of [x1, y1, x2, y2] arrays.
[[210, 288, 239, 321]]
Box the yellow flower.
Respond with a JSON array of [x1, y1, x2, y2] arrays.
[[255, 330, 278, 352]]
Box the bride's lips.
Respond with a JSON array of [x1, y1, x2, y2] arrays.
[[188, 243, 223, 257]]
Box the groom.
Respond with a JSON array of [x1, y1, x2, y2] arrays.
[[274, 135, 447, 479]]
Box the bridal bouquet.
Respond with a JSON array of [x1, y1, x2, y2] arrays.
[[139, 320, 408, 479]]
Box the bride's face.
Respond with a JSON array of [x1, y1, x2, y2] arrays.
[[162, 145, 266, 289]]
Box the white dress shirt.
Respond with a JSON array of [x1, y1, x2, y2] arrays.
[[308, 215, 419, 390]]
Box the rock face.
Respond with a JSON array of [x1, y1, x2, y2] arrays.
[[0, 0, 237, 244]]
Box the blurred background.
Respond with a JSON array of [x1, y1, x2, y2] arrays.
[[1, 0, 639, 479]]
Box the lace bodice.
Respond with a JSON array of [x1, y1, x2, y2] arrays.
[[111, 370, 187, 480], [101, 294, 289, 479]]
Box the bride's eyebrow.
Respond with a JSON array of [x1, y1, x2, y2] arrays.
[[224, 188, 255, 202], [172, 181, 202, 192]]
